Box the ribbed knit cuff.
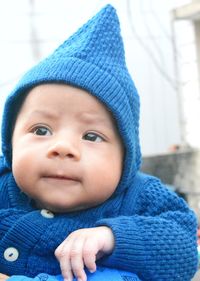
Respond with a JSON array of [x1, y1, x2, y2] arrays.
[[95, 216, 146, 271]]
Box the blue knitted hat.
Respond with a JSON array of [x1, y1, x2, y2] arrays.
[[1, 4, 141, 194]]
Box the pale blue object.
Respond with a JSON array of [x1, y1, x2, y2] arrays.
[[8, 267, 141, 281]]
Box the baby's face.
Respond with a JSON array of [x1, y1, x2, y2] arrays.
[[12, 84, 124, 212]]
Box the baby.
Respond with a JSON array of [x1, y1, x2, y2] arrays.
[[0, 4, 198, 281]]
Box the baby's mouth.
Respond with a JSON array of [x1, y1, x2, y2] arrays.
[[45, 175, 73, 180], [42, 174, 81, 182]]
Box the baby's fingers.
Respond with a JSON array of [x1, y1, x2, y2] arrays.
[[55, 238, 87, 281], [0, 274, 9, 281], [55, 243, 74, 281], [82, 238, 97, 273], [59, 259, 74, 281], [70, 239, 87, 281]]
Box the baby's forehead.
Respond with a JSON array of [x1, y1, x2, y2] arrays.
[[16, 83, 118, 128], [19, 83, 107, 110]]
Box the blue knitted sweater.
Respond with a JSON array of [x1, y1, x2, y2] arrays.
[[0, 4, 198, 281], [0, 158, 198, 281]]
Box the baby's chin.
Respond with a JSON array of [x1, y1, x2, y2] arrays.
[[34, 200, 98, 213]]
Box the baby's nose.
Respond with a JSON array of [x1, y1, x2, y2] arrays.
[[47, 139, 80, 160]]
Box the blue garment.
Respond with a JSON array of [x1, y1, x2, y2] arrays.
[[0, 4, 198, 281], [1, 5, 140, 196], [0, 162, 198, 281], [8, 267, 141, 281]]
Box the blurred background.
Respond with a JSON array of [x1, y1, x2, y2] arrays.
[[0, 0, 200, 278], [0, 0, 200, 212]]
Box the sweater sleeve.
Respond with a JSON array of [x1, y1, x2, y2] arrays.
[[95, 177, 198, 281]]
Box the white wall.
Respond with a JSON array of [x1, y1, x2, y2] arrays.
[[174, 18, 200, 148], [0, 0, 196, 156]]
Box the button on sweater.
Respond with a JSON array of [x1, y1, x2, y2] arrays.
[[0, 161, 198, 281]]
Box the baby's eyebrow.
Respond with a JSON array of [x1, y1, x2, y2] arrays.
[[77, 112, 112, 128], [27, 110, 115, 130], [27, 110, 59, 120]]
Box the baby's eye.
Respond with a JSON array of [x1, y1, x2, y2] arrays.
[[31, 126, 52, 136], [83, 132, 104, 142]]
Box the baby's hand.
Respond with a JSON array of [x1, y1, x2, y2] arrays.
[[0, 274, 9, 281], [55, 226, 115, 281]]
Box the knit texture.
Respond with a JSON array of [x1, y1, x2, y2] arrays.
[[0, 4, 198, 281], [0, 166, 198, 281], [1, 4, 140, 194]]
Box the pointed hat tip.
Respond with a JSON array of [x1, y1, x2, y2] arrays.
[[96, 3, 117, 17]]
